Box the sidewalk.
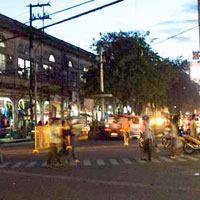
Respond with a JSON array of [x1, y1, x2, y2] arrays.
[[0, 137, 33, 144]]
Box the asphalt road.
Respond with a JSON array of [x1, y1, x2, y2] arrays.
[[1, 139, 200, 200]]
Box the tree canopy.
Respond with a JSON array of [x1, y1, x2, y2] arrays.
[[82, 31, 200, 115]]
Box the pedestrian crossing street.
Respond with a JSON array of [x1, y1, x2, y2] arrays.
[[1, 154, 200, 169]]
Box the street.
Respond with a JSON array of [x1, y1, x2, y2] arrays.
[[1, 139, 200, 200]]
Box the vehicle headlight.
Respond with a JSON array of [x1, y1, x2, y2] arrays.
[[156, 117, 164, 125]]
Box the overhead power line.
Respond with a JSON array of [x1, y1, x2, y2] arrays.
[[1, 0, 124, 43], [38, 0, 124, 30], [152, 25, 198, 46], [49, 0, 95, 17], [23, 0, 95, 24]]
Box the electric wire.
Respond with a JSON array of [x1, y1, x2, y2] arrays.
[[152, 25, 198, 46]]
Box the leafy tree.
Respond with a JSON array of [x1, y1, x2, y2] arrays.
[[82, 31, 200, 115]]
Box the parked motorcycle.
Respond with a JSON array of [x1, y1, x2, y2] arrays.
[[182, 134, 200, 154]]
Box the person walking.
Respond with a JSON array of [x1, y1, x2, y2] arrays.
[[141, 116, 154, 161], [169, 116, 184, 159], [190, 114, 197, 137], [45, 119, 63, 168], [121, 118, 131, 146], [61, 119, 80, 165]]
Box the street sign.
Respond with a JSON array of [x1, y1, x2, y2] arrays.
[[193, 51, 200, 60]]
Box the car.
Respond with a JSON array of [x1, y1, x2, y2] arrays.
[[129, 116, 143, 139], [104, 115, 143, 139], [104, 115, 123, 139]]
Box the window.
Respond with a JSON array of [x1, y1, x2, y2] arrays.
[[43, 64, 52, 71], [0, 34, 6, 48], [0, 53, 6, 73], [68, 60, 73, 68], [49, 54, 55, 62], [18, 58, 30, 79]]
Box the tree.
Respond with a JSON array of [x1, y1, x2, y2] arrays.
[[83, 31, 200, 115]]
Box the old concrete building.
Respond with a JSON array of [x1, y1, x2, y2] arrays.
[[0, 13, 95, 136]]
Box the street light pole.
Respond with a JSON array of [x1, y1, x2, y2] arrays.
[[198, 0, 200, 49], [99, 46, 105, 121]]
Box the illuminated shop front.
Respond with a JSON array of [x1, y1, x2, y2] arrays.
[[0, 97, 13, 129]]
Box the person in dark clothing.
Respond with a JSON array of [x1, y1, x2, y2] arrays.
[[61, 120, 80, 164]]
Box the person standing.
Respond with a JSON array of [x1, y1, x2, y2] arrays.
[[141, 116, 154, 161], [121, 118, 131, 146], [190, 114, 197, 137], [62, 119, 80, 164]]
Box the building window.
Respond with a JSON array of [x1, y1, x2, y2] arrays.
[[18, 58, 30, 79], [0, 53, 6, 73], [43, 64, 52, 71], [49, 54, 55, 62], [0, 34, 6, 48], [68, 60, 73, 68]]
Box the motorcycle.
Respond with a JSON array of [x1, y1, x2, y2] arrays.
[[182, 134, 200, 154], [161, 126, 185, 148]]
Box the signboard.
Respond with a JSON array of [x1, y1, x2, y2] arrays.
[[193, 51, 200, 60]]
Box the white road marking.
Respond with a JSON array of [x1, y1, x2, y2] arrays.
[[96, 159, 105, 166], [83, 160, 91, 166], [1, 170, 200, 192], [0, 162, 10, 168], [184, 155, 199, 161], [122, 158, 132, 164], [109, 159, 119, 165], [176, 157, 187, 162], [25, 161, 38, 168], [136, 158, 147, 164], [11, 162, 24, 168], [41, 161, 47, 167], [160, 156, 174, 163], [151, 158, 161, 163]]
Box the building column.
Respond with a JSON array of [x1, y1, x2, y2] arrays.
[[11, 97, 19, 131], [38, 100, 44, 125]]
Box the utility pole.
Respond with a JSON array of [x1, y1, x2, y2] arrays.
[[99, 46, 105, 121], [198, 0, 200, 50], [28, 2, 50, 126]]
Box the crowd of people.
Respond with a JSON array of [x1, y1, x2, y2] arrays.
[[45, 118, 80, 168], [121, 114, 200, 161]]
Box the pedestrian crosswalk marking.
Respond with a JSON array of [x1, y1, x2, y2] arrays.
[[194, 154, 200, 159], [176, 157, 186, 162], [184, 155, 199, 161], [109, 159, 119, 165], [25, 161, 37, 168], [2, 155, 200, 169], [11, 162, 24, 168], [0, 162, 10, 168], [97, 159, 105, 166], [122, 158, 132, 164], [136, 158, 147, 164], [83, 160, 91, 166], [160, 156, 174, 163], [151, 158, 161, 163], [41, 161, 47, 167]]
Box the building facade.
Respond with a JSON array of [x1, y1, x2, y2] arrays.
[[0, 14, 95, 135]]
